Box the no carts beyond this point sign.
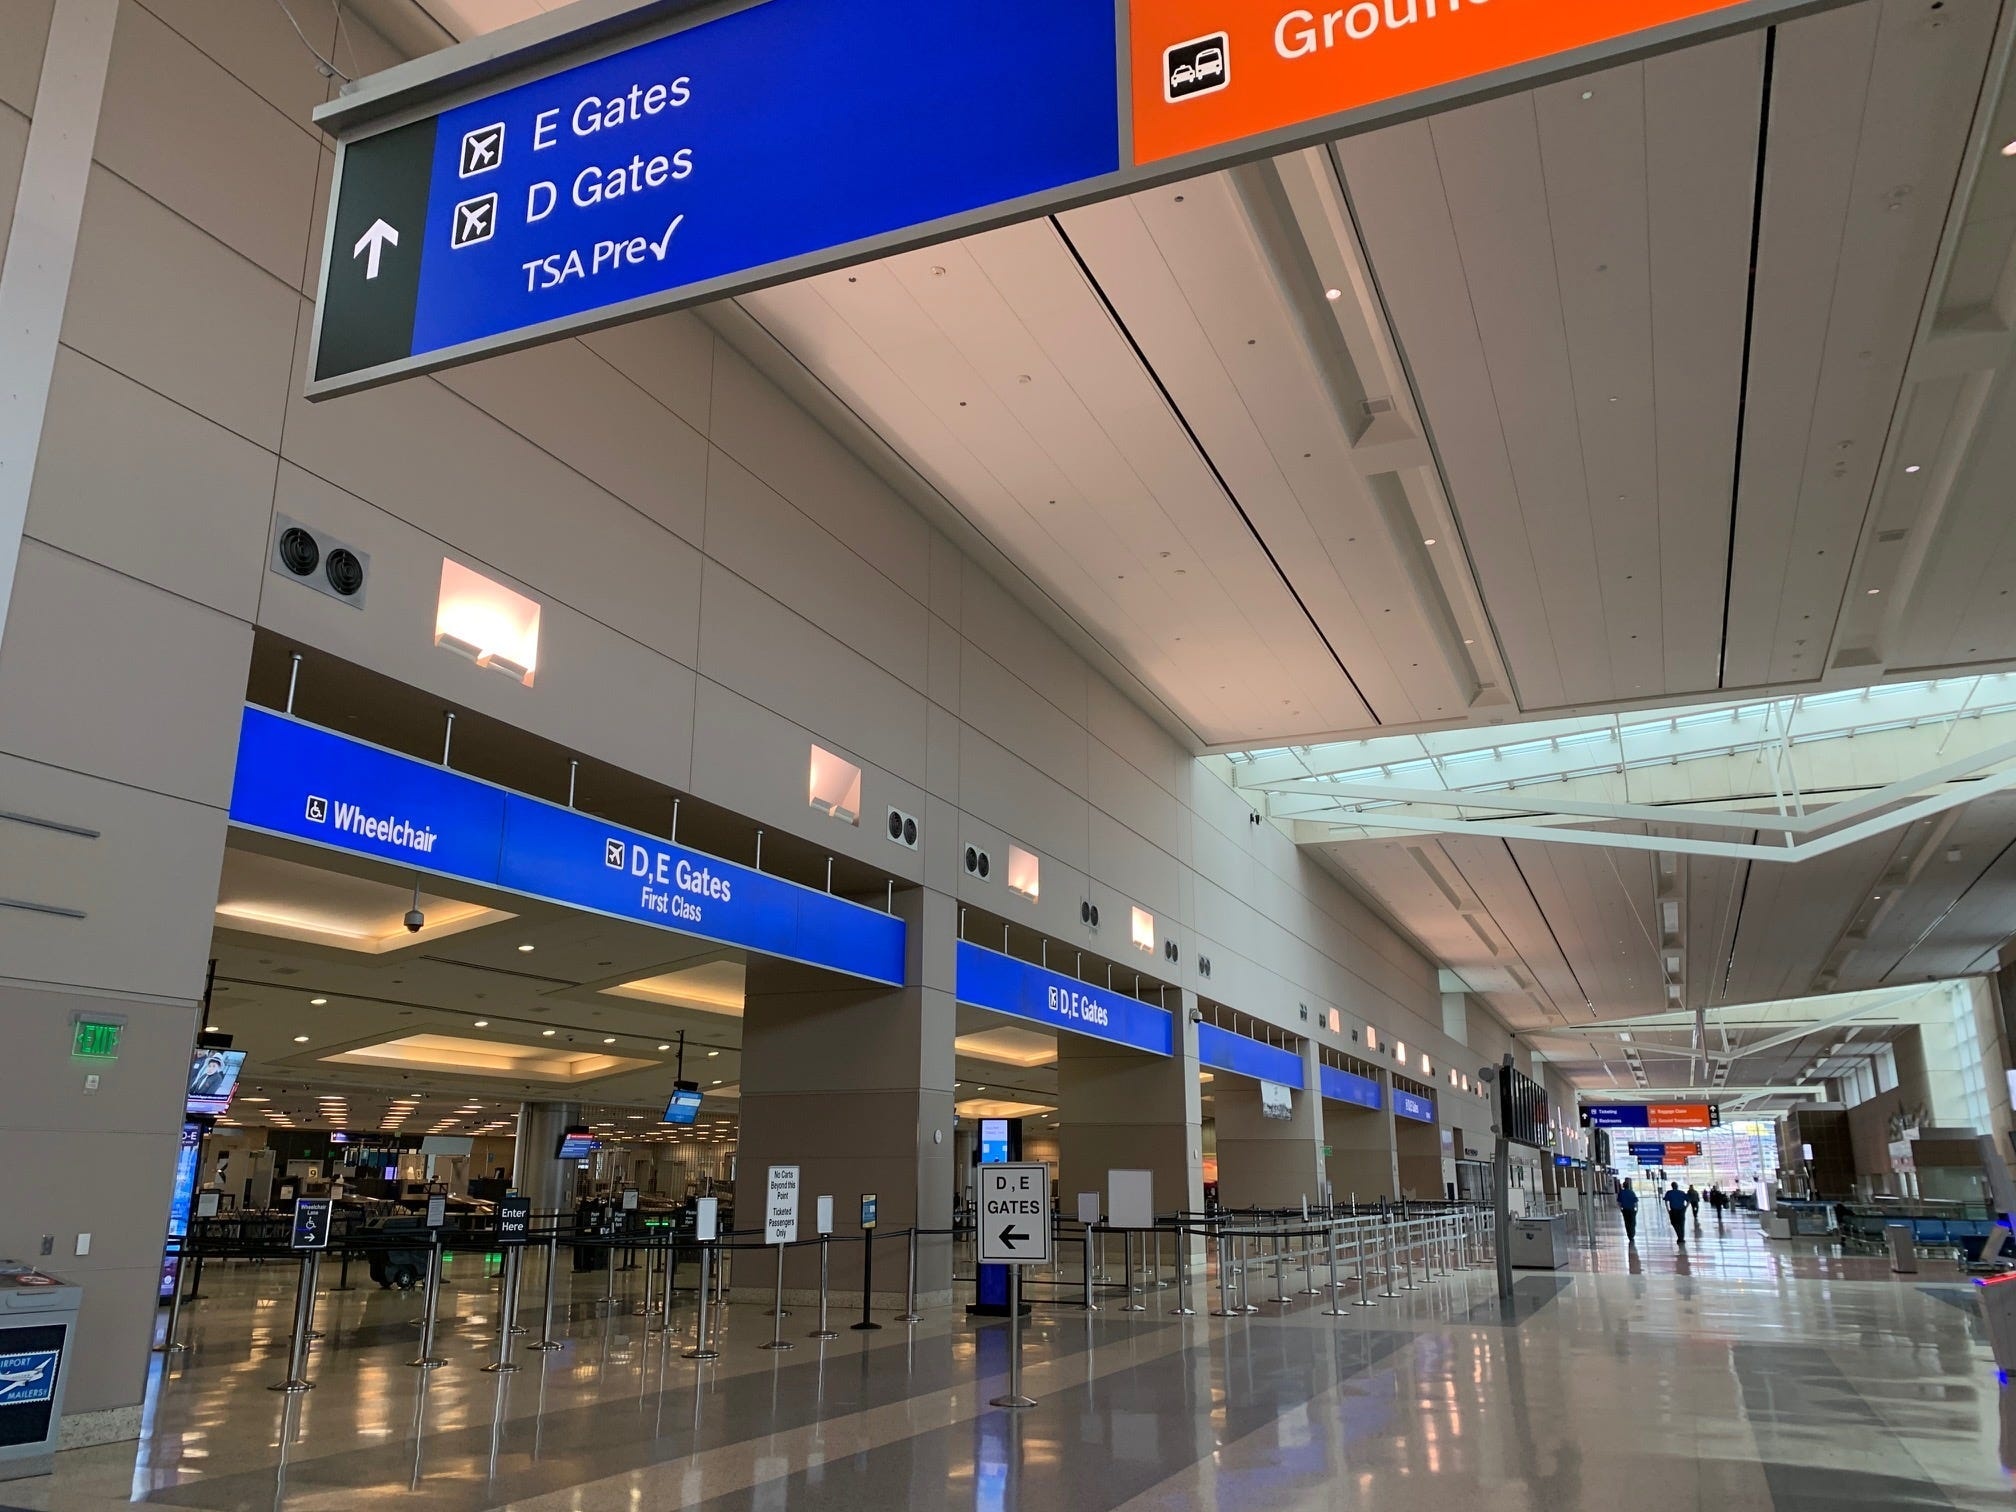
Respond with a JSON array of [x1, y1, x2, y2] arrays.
[[978, 1163, 1052, 1266]]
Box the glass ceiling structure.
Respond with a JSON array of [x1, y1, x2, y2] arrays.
[[1224, 674, 2016, 861]]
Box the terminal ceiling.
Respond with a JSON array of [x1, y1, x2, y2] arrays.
[[328, 0, 2016, 1099]]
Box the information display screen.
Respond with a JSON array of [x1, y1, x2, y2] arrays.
[[979, 1119, 1010, 1166], [664, 1087, 703, 1125], [184, 1049, 246, 1117], [556, 1128, 598, 1160]]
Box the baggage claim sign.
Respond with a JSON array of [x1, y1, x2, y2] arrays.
[[308, 0, 1835, 396]]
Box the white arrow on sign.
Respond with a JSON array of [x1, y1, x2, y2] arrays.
[[352, 218, 399, 280]]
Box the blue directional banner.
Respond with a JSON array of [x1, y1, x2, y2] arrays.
[[1318, 1064, 1383, 1111], [1393, 1090, 1437, 1124], [309, 0, 1122, 393], [1196, 1022, 1303, 1089], [954, 942, 1174, 1057], [228, 706, 905, 985]]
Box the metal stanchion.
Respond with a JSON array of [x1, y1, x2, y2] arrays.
[[988, 1266, 1035, 1410], [1153, 1228, 1165, 1289], [810, 1236, 838, 1339], [1401, 1222, 1420, 1290], [761, 1246, 794, 1351], [897, 1228, 921, 1324], [1171, 1229, 1195, 1316], [156, 1244, 189, 1356], [483, 1248, 523, 1373], [1272, 1232, 1290, 1308], [528, 1232, 562, 1351], [684, 1244, 720, 1361], [1085, 1224, 1100, 1312], [410, 1235, 447, 1368], [270, 1252, 320, 1393], [650, 1233, 679, 1334], [334, 1247, 355, 1293], [1120, 1231, 1145, 1311], [1299, 1229, 1322, 1295], [1211, 1228, 1234, 1317], [1238, 1233, 1258, 1313], [1380, 1224, 1400, 1298], [1323, 1224, 1349, 1316]]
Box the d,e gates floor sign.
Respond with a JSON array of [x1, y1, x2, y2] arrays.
[[978, 1164, 1052, 1266]]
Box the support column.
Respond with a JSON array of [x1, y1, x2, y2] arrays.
[[1213, 1040, 1327, 1210], [734, 887, 955, 1307], [1055, 990, 1203, 1225], [1324, 1080, 1399, 1202], [513, 1102, 584, 1216]]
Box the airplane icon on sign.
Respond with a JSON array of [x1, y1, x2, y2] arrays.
[[459, 122, 505, 178], [0, 1359, 50, 1399]]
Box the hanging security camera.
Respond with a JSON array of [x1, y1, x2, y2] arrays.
[[404, 880, 425, 934]]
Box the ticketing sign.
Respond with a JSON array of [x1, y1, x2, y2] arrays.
[[1318, 1064, 1383, 1110], [309, 0, 1842, 396], [1197, 1022, 1305, 1089], [1393, 1089, 1436, 1123]]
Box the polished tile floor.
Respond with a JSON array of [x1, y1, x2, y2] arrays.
[[14, 1211, 2014, 1511]]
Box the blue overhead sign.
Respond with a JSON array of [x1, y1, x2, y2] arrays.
[[1393, 1090, 1437, 1124], [309, 0, 1121, 394], [1318, 1064, 1383, 1111], [1197, 1023, 1304, 1090], [954, 942, 1174, 1058], [228, 707, 905, 986]]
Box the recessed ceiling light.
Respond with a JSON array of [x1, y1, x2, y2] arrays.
[[1324, 287, 1342, 301], [473, 1019, 489, 1028], [517, 943, 535, 952], [711, 1079, 722, 1085], [542, 1029, 556, 1037], [293, 1035, 310, 1043], [602, 1036, 616, 1044], [204, 1024, 220, 1033], [1422, 538, 1437, 546], [1867, 587, 1881, 595], [310, 997, 327, 1006], [2003, 139, 2016, 156], [657, 1043, 671, 1051], [707, 1049, 719, 1057], [1904, 463, 1921, 473]]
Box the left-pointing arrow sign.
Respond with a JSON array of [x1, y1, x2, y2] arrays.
[[998, 1225, 1028, 1249], [352, 218, 399, 280]]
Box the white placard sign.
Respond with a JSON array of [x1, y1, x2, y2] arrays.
[[1107, 1169, 1154, 1231], [978, 1163, 1052, 1265], [1076, 1191, 1101, 1226], [816, 1195, 834, 1235], [765, 1165, 800, 1246], [694, 1195, 719, 1241]]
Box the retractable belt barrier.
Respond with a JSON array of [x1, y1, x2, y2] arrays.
[[157, 1202, 1498, 1385]]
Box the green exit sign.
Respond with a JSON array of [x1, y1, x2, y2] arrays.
[[72, 1020, 121, 1060]]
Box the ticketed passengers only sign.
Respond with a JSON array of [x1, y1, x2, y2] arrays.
[[308, 0, 1842, 396]]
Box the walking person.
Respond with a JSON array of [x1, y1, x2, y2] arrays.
[[1686, 1184, 1702, 1235], [1616, 1178, 1640, 1247], [1708, 1185, 1728, 1226], [1663, 1181, 1690, 1244]]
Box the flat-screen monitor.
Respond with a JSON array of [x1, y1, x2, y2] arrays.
[[556, 1128, 597, 1161], [665, 1087, 703, 1125], [979, 1118, 1010, 1165], [184, 1048, 247, 1117]]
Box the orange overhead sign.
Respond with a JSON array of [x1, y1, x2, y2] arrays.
[[1646, 1103, 1712, 1129], [1131, 0, 1767, 166]]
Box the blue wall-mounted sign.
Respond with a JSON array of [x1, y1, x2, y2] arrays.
[[1393, 1090, 1437, 1124], [228, 706, 905, 986], [310, 0, 1121, 394], [1196, 1023, 1304, 1090], [1318, 1064, 1383, 1111], [954, 942, 1174, 1057]]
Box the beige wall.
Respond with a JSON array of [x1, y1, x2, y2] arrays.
[[0, 0, 1478, 1421]]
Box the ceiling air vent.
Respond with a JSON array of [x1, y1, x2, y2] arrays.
[[270, 515, 369, 609]]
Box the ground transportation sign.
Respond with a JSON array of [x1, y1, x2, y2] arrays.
[[977, 1165, 1052, 1265], [310, 0, 1839, 396]]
